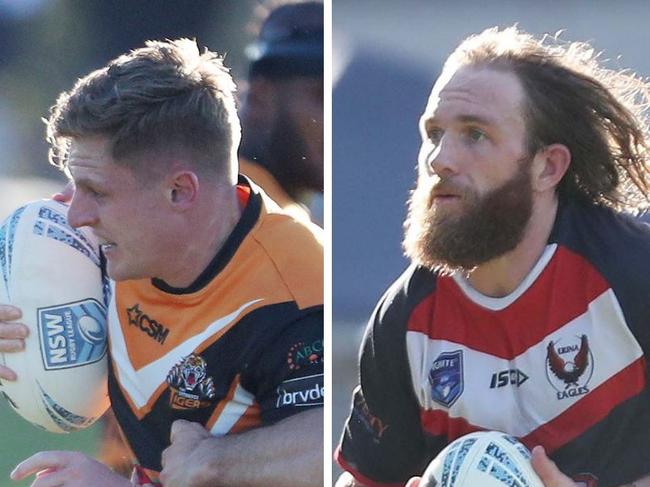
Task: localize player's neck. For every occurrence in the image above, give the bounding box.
[157,189,243,289]
[465,196,558,298]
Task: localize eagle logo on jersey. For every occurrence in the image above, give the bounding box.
[545,334,594,400]
[167,354,216,410]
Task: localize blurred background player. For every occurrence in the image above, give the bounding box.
[239,0,324,225]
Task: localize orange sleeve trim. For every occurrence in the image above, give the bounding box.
[205,374,241,431]
[229,402,262,434]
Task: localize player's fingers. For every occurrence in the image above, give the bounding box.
[0,363,17,381]
[0,305,22,321]
[0,322,29,340]
[531,446,575,487]
[51,182,75,204]
[0,338,25,353]
[169,419,193,442]
[405,477,421,487]
[10,451,71,481]
[30,468,65,487]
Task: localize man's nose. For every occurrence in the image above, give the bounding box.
[67,193,98,229]
[421,135,460,179]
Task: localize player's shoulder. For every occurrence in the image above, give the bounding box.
[370,264,437,338]
[247,191,323,309]
[551,200,650,327]
[551,199,650,277]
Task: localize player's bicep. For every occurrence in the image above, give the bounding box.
[337,311,427,484]
[248,308,324,424]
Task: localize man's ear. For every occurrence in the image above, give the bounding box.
[166,171,199,210]
[531,144,571,193]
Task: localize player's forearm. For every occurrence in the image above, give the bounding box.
[192,408,323,487]
[620,474,650,486]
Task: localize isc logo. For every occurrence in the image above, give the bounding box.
[489,369,529,388]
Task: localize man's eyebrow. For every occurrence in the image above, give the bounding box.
[72,177,101,189]
[420,113,497,129]
[456,114,495,125]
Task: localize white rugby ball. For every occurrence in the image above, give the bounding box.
[421,431,544,487]
[0,199,110,433]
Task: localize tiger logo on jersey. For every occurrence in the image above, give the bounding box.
[166,354,216,410]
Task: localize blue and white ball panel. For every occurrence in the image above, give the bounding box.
[0,199,109,433]
[32,205,101,267]
[421,431,544,487]
[38,382,96,432]
[0,205,26,300]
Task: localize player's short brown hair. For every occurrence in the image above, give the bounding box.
[46,38,240,180]
[446,26,650,212]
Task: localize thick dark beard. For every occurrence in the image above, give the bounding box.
[240,104,316,198]
[403,161,533,273]
[267,106,314,195]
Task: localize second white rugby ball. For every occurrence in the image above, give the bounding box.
[421,431,544,487]
[0,199,110,433]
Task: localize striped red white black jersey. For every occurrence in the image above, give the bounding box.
[107,177,323,476]
[337,199,650,487]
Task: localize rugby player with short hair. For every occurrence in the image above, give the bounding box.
[0,37,323,487]
[336,26,650,487]
[94,1,325,475]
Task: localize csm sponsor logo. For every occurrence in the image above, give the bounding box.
[489,368,529,389]
[286,338,323,370]
[276,374,323,408]
[352,390,389,442]
[38,299,107,370]
[546,334,594,400]
[126,304,170,345]
[167,354,216,410]
[428,350,464,408]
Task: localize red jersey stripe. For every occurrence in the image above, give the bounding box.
[523,356,646,453]
[408,246,611,359]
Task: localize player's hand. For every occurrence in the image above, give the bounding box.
[52,182,75,204]
[405,477,421,487]
[0,304,28,381]
[10,450,130,486]
[531,446,577,487]
[160,419,212,487]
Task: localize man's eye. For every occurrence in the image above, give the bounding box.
[427,128,443,145]
[87,187,105,199]
[467,128,487,143]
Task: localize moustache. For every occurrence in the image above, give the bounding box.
[421,179,470,208]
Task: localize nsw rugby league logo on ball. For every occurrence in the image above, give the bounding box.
[167,354,216,410]
[37,299,107,370]
[428,350,464,408]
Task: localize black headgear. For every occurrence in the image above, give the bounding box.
[246,2,323,79]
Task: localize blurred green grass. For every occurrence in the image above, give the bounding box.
[0,400,101,487]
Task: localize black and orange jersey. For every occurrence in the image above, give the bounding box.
[106,176,323,474]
